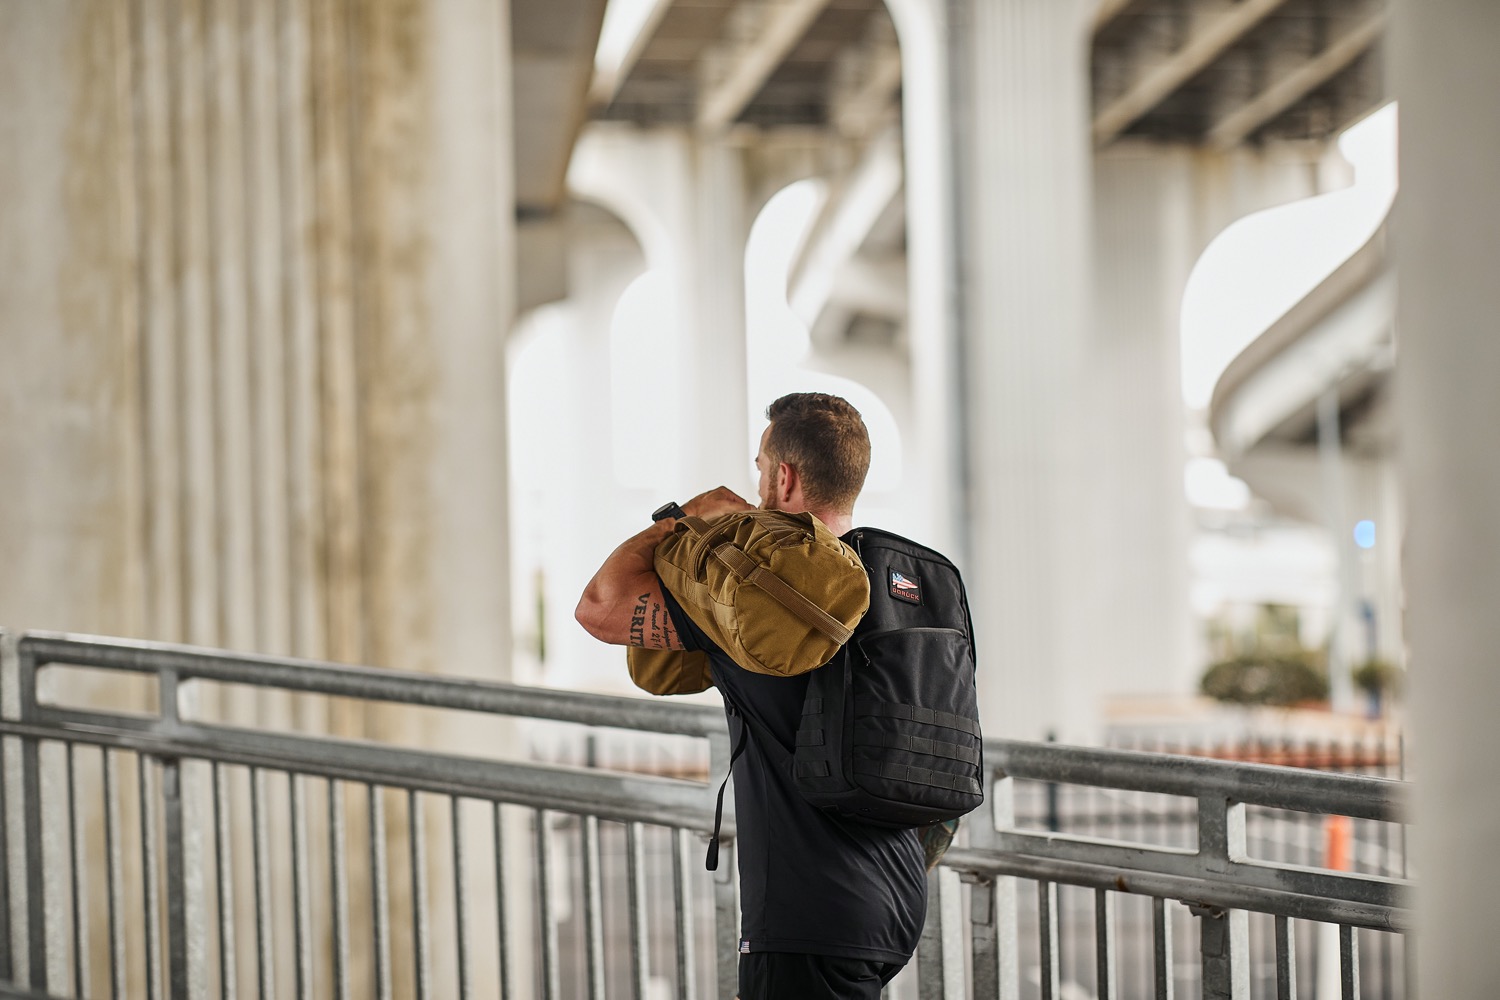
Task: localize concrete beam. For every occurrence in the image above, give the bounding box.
[697,0,830,133]
[588,0,675,106]
[1093,0,1294,146]
[1092,0,1137,33]
[788,128,904,326]
[831,44,902,137]
[1206,11,1387,150]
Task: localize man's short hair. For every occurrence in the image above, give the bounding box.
[765,393,871,512]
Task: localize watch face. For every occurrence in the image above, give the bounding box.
[653,502,684,522]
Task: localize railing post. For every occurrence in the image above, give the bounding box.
[1195,904,1250,1000]
[974,772,1020,1000]
[918,866,965,1000]
[1197,792,1249,999]
[968,876,998,998]
[17,641,47,991]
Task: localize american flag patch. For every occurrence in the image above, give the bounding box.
[889,569,923,604]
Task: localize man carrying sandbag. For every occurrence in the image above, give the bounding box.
[576,392,927,999]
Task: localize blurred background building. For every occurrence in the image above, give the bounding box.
[1,0,1496,994]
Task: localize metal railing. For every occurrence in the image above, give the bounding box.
[0,631,1412,999]
[924,743,1410,999]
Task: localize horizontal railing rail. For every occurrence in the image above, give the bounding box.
[0,631,1414,1000]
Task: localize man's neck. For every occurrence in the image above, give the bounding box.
[810,509,854,536]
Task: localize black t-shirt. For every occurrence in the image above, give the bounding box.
[660,583,926,963]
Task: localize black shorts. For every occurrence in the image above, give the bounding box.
[737,951,905,1000]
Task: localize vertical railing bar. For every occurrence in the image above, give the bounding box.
[103,750,125,1000]
[212,763,237,1000]
[1152,898,1173,1000]
[1340,925,1359,1000]
[289,773,311,1000]
[535,809,560,1000]
[328,781,349,1000]
[162,760,190,1000]
[67,743,86,997]
[1038,881,1059,1000]
[492,803,511,1000]
[0,732,11,985]
[409,789,430,1000]
[451,797,470,1000]
[139,756,162,1000]
[582,815,606,999]
[368,785,391,1000]
[671,827,695,1000]
[1094,888,1116,1000]
[625,822,650,1000]
[1274,914,1296,1000]
[20,736,46,992]
[250,767,273,1000]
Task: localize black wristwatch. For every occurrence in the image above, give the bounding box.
[652,501,687,522]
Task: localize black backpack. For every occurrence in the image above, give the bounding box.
[704,526,983,870]
[794,527,983,827]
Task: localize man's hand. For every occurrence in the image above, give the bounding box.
[683,486,754,520]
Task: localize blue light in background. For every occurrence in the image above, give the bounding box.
[1354,520,1377,549]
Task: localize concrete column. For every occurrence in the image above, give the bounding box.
[1390,0,1500,993]
[885,0,962,555]
[1086,147,1199,715]
[958,0,1097,741]
[0,0,516,668]
[1,3,518,992]
[690,138,753,485]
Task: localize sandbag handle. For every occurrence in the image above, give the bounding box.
[711,543,854,645]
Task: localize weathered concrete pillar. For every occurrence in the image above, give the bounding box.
[0,0,516,674]
[956,0,1097,742]
[0,0,518,995]
[1390,0,1500,993]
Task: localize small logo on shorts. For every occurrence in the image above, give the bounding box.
[889,569,923,604]
[739,939,752,954]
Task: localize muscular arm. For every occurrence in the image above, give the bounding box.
[574,486,754,649]
[574,519,686,649]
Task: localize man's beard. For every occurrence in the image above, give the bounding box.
[759,469,781,511]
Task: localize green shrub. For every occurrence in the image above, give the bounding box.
[1199,651,1329,707]
[1352,658,1403,698]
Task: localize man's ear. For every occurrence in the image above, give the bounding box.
[777,461,799,505]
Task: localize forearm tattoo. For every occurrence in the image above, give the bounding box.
[629,593,649,646]
[628,592,682,649]
[649,601,678,649]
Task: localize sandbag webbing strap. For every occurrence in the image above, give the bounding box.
[678,516,720,569]
[795,760,832,778]
[854,698,982,738]
[853,759,982,795]
[854,728,981,766]
[712,544,854,645]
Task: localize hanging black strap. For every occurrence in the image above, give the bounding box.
[706,708,749,871]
